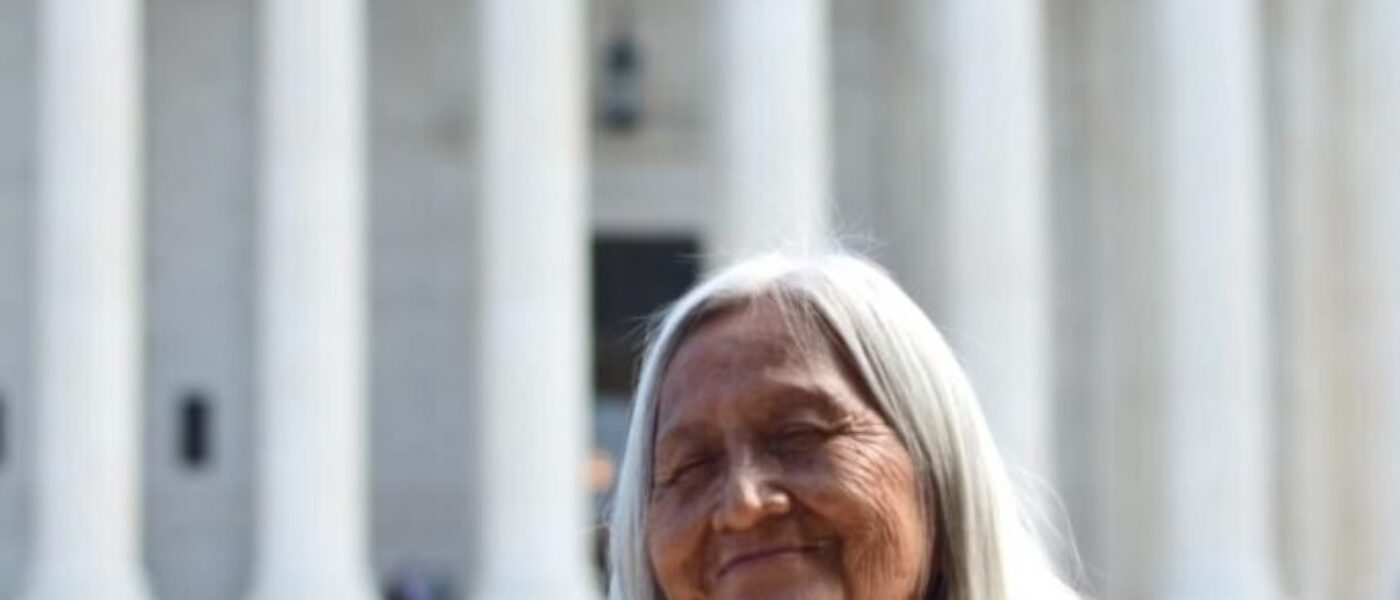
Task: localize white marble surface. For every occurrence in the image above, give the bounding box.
[472,0,598,598]
[23,0,150,597]
[908,0,1053,482]
[245,0,376,597]
[710,0,832,266]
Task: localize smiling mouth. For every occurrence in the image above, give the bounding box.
[717,545,823,578]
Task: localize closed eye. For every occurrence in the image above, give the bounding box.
[770,424,833,453]
[657,456,716,488]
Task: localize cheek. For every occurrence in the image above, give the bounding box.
[646,493,713,599]
[789,439,928,597]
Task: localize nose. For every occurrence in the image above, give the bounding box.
[710,452,791,531]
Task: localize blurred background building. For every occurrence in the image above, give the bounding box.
[0,0,1396,599]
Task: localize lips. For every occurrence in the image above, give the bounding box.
[716,544,823,578]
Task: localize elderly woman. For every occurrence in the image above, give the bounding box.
[607,253,1081,600]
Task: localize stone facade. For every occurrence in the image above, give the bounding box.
[0,1,1395,599]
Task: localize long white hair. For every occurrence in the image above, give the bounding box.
[606,252,1081,600]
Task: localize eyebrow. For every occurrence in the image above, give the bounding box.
[653,422,714,461]
[742,377,852,424]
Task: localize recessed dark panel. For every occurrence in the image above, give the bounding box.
[598,33,644,133]
[592,237,701,395]
[0,391,6,468]
[178,391,213,470]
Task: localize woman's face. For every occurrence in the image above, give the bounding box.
[647,300,929,600]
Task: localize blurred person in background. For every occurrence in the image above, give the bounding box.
[606,252,1081,600]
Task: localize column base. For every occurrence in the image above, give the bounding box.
[1154,588,1283,600]
[245,574,379,600]
[468,573,601,600]
[1154,566,1283,600]
[247,586,378,600]
[21,573,150,600]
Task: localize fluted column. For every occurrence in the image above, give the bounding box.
[909,0,1052,479]
[1153,1,1277,597]
[1086,1,1279,597]
[711,0,831,264]
[472,0,597,598]
[1343,1,1400,597]
[1271,0,1342,597]
[245,0,375,597]
[21,0,151,598]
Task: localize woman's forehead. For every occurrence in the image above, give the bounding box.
[653,300,862,431]
[662,301,832,389]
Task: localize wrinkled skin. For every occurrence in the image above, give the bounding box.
[647,300,930,600]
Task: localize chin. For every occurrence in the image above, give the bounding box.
[711,561,845,600]
[713,581,844,600]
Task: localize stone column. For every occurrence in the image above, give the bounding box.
[471,0,597,598]
[1043,0,1105,574]
[909,0,1052,480]
[21,0,151,598]
[244,0,376,597]
[1342,1,1400,597]
[1150,1,1278,597]
[1268,1,1351,598]
[711,0,831,264]
[1084,1,1280,597]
